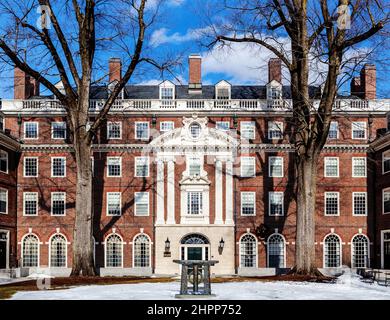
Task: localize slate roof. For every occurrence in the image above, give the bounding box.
[87,84,322,100]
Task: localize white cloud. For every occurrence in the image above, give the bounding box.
[147,0,185,10]
[150,26,212,47]
[202,42,290,85]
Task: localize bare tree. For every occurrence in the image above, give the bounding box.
[0,0,176,276]
[205,0,390,275]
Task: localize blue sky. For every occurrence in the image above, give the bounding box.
[0,0,389,99]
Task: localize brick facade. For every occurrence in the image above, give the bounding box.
[1,57,390,276]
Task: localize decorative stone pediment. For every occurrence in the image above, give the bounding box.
[179,175,211,186]
[149,114,239,151]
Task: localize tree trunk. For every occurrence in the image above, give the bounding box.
[294,156,323,276]
[70,127,96,276]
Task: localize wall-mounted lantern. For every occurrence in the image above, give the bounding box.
[233,113,238,129]
[218,237,225,255]
[164,238,171,257]
[152,114,157,127]
[17,113,22,126]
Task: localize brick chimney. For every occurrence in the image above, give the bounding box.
[350,76,362,97]
[188,54,202,93]
[109,58,122,83]
[360,64,376,100]
[268,58,282,84]
[14,68,40,100]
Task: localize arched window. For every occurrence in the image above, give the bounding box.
[240,234,257,268]
[0,150,8,173]
[22,234,39,267]
[267,234,285,268]
[324,234,342,268]
[133,234,150,268]
[105,234,123,268]
[352,234,369,268]
[50,234,67,267]
[181,234,209,245]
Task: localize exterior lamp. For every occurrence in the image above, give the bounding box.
[218,238,225,254]
[165,238,171,253]
[152,114,157,127]
[233,113,238,129]
[17,113,22,126]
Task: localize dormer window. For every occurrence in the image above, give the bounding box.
[216,88,230,100]
[159,81,175,108]
[161,87,174,100]
[270,87,282,100]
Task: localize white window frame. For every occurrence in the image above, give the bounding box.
[268,121,284,140]
[51,192,66,216]
[134,192,150,216]
[352,122,367,140]
[21,233,40,268]
[268,156,284,178]
[104,233,124,268]
[324,192,340,216]
[324,157,339,178]
[135,122,150,140]
[240,121,255,140]
[216,121,230,131]
[107,122,122,140]
[106,192,122,216]
[328,121,339,139]
[160,121,175,132]
[351,234,370,268]
[240,192,256,216]
[107,157,122,177]
[51,157,66,178]
[23,192,38,216]
[352,157,367,178]
[382,151,390,174]
[383,188,390,215]
[322,233,342,268]
[48,233,68,268]
[239,233,258,268]
[381,230,390,269]
[132,233,152,268]
[269,191,284,216]
[23,157,39,177]
[135,156,150,177]
[352,192,367,216]
[240,157,256,178]
[24,122,39,140]
[0,150,8,174]
[186,191,203,215]
[267,233,286,268]
[0,188,8,215]
[51,122,67,139]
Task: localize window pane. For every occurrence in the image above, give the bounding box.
[0,151,8,173]
[325,192,339,215]
[328,122,338,139]
[353,158,366,177]
[324,234,341,268]
[352,122,366,139]
[24,158,38,177]
[325,158,339,177]
[52,158,66,177]
[25,123,38,138]
[268,122,283,139]
[241,157,255,177]
[241,122,255,140]
[50,235,67,267]
[108,157,121,176]
[0,190,7,214]
[134,235,150,267]
[135,192,149,216]
[136,122,149,140]
[135,157,149,177]
[52,193,66,216]
[107,192,121,216]
[160,121,174,132]
[240,234,257,268]
[269,157,283,177]
[241,192,255,215]
[187,192,202,215]
[24,192,37,215]
[52,122,66,139]
[106,234,122,267]
[216,121,230,131]
[269,192,283,216]
[22,235,39,267]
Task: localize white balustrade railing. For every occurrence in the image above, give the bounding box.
[2,98,387,113]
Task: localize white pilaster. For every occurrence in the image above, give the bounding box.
[214,158,223,224]
[166,159,176,224]
[225,159,234,225]
[156,159,165,225]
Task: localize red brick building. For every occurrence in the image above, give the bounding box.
[0,112,20,276]
[369,123,390,269]
[0,56,389,277]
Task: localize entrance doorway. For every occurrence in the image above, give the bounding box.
[383,231,390,269]
[180,234,210,261]
[0,231,8,269]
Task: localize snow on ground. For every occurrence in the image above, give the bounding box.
[9,273,390,300]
